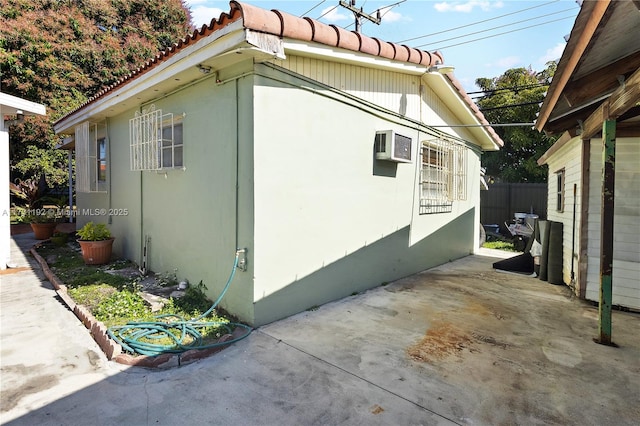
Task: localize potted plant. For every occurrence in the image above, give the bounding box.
[77,222,115,265]
[10,176,59,239]
[28,211,58,240]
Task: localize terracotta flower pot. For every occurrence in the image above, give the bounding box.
[78,238,115,265]
[31,222,57,240]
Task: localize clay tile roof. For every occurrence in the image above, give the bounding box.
[57,1,502,148]
[273,10,312,41]
[356,33,380,56]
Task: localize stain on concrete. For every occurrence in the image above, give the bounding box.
[407,321,473,362]
[541,339,582,367]
[1,374,59,412]
[87,350,101,366]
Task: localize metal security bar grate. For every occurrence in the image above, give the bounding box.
[419,138,467,215]
[75,122,90,192]
[129,105,174,171]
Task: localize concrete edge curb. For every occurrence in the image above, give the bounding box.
[30,244,248,368]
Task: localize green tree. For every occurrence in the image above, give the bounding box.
[476,63,558,183]
[1,0,192,194]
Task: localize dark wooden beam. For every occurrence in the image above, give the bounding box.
[562,51,640,108]
[536,0,611,131]
[582,67,640,139]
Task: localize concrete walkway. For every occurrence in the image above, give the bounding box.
[1,236,639,425]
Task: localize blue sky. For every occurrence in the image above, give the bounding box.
[184,0,580,93]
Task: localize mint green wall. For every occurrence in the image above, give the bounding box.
[77,61,483,327]
[251,65,479,326]
[80,61,256,323]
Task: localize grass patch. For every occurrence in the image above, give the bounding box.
[37,240,238,354]
[482,240,518,251]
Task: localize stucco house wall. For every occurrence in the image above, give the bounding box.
[54,1,502,326]
[250,63,481,324]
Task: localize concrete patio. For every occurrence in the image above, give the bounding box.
[1,234,639,425]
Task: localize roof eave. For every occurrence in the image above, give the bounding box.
[535,0,611,132]
[55,22,285,134]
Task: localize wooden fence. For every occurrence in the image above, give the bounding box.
[480,183,548,234]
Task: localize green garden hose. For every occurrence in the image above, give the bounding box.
[107,250,251,357]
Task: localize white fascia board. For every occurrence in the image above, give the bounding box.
[0,92,46,116]
[55,21,284,134]
[282,39,427,75]
[422,73,497,150]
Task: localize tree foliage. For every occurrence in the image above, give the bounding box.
[476,63,558,183]
[1,0,192,192]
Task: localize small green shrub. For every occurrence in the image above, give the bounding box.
[171,281,212,316]
[94,289,148,321]
[77,221,111,241]
[68,284,117,311]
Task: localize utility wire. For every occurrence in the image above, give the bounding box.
[430,15,575,51]
[344,0,406,31]
[300,0,327,18]
[479,100,544,111]
[468,82,547,96]
[397,0,560,44]
[316,4,339,21]
[470,83,549,100]
[415,8,576,49]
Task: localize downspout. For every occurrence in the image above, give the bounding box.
[106,118,113,224]
[67,150,73,223]
[234,77,247,272]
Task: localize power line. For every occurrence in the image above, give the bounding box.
[300,0,327,18]
[479,100,544,112]
[415,8,576,50]
[316,4,339,21]
[396,0,560,44]
[468,82,547,96]
[343,0,406,31]
[431,15,575,51]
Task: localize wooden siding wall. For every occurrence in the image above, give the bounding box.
[274,55,422,120]
[544,139,582,288]
[480,183,548,232]
[585,137,640,310]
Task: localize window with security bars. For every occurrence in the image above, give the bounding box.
[75,121,107,193]
[419,138,467,215]
[130,105,183,171]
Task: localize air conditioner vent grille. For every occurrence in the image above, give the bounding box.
[375,130,412,163]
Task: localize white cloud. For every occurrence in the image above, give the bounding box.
[434,1,504,13]
[379,7,405,23]
[539,42,566,65]
[495,56,521,68]
[320,6,349,22]
[190,6,224,29]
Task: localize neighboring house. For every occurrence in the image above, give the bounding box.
[54,1,502,326]
[1,91,46,269]
[536,0,640,310]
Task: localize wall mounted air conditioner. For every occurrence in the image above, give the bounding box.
[374,130,412,163]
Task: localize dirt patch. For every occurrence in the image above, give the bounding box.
[0,267,31,275]
[407,320,473,362]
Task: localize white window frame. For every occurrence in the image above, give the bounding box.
[130,105,184,171]
[419,138,467,215]
[76,121,107,193]
[556,169,565,212]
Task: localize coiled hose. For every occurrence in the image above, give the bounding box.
[107,250,252,357]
